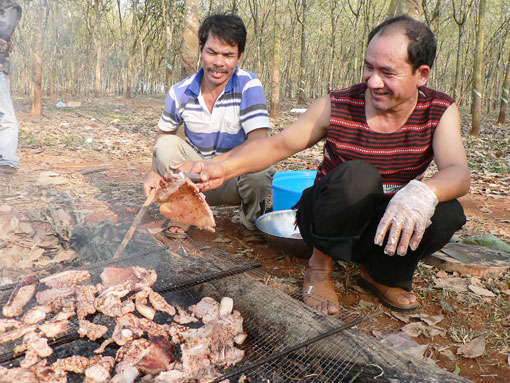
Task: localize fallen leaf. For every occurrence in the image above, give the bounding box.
[402,322,426,338]
[433,276,469,293]
[391,312,410,323]
[440,349,456,361]
[52,250,77,263]
[436,270,449,278]
[457,336,485,358]
[468,285,496,297]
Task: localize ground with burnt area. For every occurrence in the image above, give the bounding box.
[0,95,509,382]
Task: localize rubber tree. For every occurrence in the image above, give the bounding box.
[497,51,510,125]
[471,0,487,136]
[30,0,48,117]
[270,0,282,117]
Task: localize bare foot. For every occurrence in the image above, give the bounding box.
[302,249,339,315]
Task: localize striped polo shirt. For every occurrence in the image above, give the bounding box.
[318,83,454,195]
[158,67,270,159]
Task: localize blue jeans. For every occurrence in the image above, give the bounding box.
[0,72,19,168]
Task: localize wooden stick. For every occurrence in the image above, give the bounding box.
[112,188,157,259]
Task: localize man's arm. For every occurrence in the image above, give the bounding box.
[375,103,470,256]
[423,103,470,201]
[195,95,331,191]
[212,127,268,163]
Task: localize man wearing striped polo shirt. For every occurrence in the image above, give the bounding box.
[144,14,274,241]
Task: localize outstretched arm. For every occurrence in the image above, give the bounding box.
[194,95,331,191]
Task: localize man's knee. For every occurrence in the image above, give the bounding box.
[237,167,275,199]
[153,135,192,174]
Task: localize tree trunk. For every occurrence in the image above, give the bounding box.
[471,0,486,136]
[126,0,139,100]
[270,0,282,117]
[181,0,199,79]
[497,52,510,125]
[162,0,174,89]
[30,0,46,117]
[297,0,307,105]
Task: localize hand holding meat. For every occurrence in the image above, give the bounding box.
[374,180,438,256]
[189,161,228,192]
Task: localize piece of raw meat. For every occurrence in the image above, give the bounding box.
[2,275,38,317]
[156,171,215,232]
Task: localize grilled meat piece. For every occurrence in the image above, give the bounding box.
[84,356,115,383]
[189,297,219,323]
[36,286,76,305]
[0,324,37,345]
[32,361,68,383]
[52,355,90,374]
[94,281,132,317]
[110,361,139,383]
[135,289,156,320]
[154,369,193,383]
[76,284,98,319]
[157,172,216,232]
[99,266,156,291]
[115,338,151,366]
[40,269,90,288]
[135,335,175,375]
[2,275,38,317]
[148,289,176,316]
[21,306,47,325]
[0,318,22,333]
[0,366,38,382]
[174,305,198,324]
[78,319,108,341]
[38,319,69,338]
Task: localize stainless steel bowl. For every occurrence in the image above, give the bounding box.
[256,209,312,258]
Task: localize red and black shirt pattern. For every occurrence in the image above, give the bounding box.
[317,83,455,195]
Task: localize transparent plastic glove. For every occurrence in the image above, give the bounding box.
[374,180,438,256]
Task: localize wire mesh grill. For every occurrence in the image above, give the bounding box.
[0,222,385,382]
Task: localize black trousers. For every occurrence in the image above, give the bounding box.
[295,160,466,291]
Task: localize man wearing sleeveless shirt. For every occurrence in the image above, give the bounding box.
[189,16,470,314]
[144,14,274,241]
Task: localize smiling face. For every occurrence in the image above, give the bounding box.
[363,29,430,114]
[200,32,244,91]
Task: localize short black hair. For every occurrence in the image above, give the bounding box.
[199,14,247,56]
[368,15,437,72]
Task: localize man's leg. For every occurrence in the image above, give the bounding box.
[296,160,384,314]
[0,72,20,169]
[205,167,275,231]
[352,199,466,291]
[153,135,203,174]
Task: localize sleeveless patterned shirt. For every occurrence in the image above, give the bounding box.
[317,83,455,195]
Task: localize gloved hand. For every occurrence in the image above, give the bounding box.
[374,180,438,256]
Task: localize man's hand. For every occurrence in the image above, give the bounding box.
[374,180,438,256]
[143,170,162,197]
[189,161,228,191]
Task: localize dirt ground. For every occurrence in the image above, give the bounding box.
[1,95,509,382]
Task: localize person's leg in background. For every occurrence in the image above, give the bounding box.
[0,72,19,172]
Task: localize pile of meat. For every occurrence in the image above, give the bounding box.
[0,267,246,383]
[156,171,216,232]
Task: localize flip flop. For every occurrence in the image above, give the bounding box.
[302,279,340,315]
[164,222,190,239]
[358,265,419,312]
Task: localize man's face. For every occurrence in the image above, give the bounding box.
[200,33,244,90]
[363,30,429,113]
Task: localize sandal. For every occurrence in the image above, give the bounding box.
[358,265,419,312]
[164,221,191,239]
[242,229,266,244]
[302,278,339,315]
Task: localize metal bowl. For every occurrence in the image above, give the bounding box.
[256,210,312,258]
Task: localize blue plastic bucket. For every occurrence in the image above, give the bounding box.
[271,170,317,211]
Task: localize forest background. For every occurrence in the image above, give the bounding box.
[10,0,510,135]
